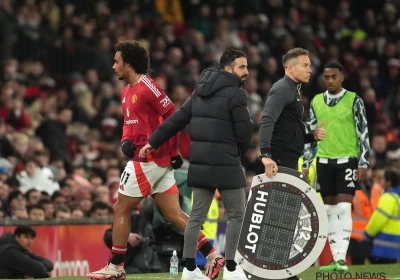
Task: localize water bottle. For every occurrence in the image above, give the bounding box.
[169,250,179,279]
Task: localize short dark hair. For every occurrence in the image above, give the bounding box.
[324,62,344,72]
[27,204,45,214]
[6,177,20,188]
[90,201,113,214]
[38,198,52,206]
[385,169,400,187]
[22,154,42,168]
[220,49,248,69]
[34,149,50,158]
[14,225,36,238]
[51,191,64,202]
[282,48,309,67]
[57,106,71,114]
[373,130,386,138]
[115,40,150,74]
[41,191,49,197]
[7,190,24,204]
[25,189,40,199]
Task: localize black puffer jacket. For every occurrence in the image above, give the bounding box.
[149,69,254,190]
[0,232,53,279]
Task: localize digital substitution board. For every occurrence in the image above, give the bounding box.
[235,167,328,279]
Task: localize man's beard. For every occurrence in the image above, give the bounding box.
[234,72,247,86]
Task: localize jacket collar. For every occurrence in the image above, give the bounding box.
[387,186,400,196]
[284,75,301,91]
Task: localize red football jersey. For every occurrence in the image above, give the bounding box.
[121,75,178,167]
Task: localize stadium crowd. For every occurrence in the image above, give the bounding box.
[0,0,399,269]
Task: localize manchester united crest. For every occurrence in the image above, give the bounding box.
[131,94,137,103]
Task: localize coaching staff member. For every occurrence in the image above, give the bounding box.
[259,47,326,280]
[0,226,53,279]
[140,49,254,280]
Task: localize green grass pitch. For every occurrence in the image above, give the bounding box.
[14,263,399,280]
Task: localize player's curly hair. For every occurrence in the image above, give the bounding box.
[115,40,150,74]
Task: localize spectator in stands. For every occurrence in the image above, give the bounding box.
[25,189,41,206]
[35,107,72,162]
[89,175,103,189]
[5,178,19,192]
[0,90,31,131]
[50,191,67,207]
[54,205,71,220]
[0,181,9,216]
[89,201,113,219]
[27,205,45,221]
[71,207,85,219]
[93,185,111,204]
[37,199,54,220]
[11,207,28,220]
[0,168,8,183]
[0,118,17,161]
[27,138,44,154]
[0,226,53,279]
[16,155,60,195]
[5,190,25,217]
[33,150,53,174]
[40,191,50,201]
[386,148,400,172]
[371,131,388,169]
[12,133,29,161]
[74,189,92,216]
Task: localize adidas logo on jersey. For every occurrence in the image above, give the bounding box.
[347,182,355,188]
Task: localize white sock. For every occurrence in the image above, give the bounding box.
[325,204,339,260]
[335,202,352,262]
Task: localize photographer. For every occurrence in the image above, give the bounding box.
[103,199,162,274]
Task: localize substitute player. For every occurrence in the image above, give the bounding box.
[87,41,223,280]
[302,62,371,271]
